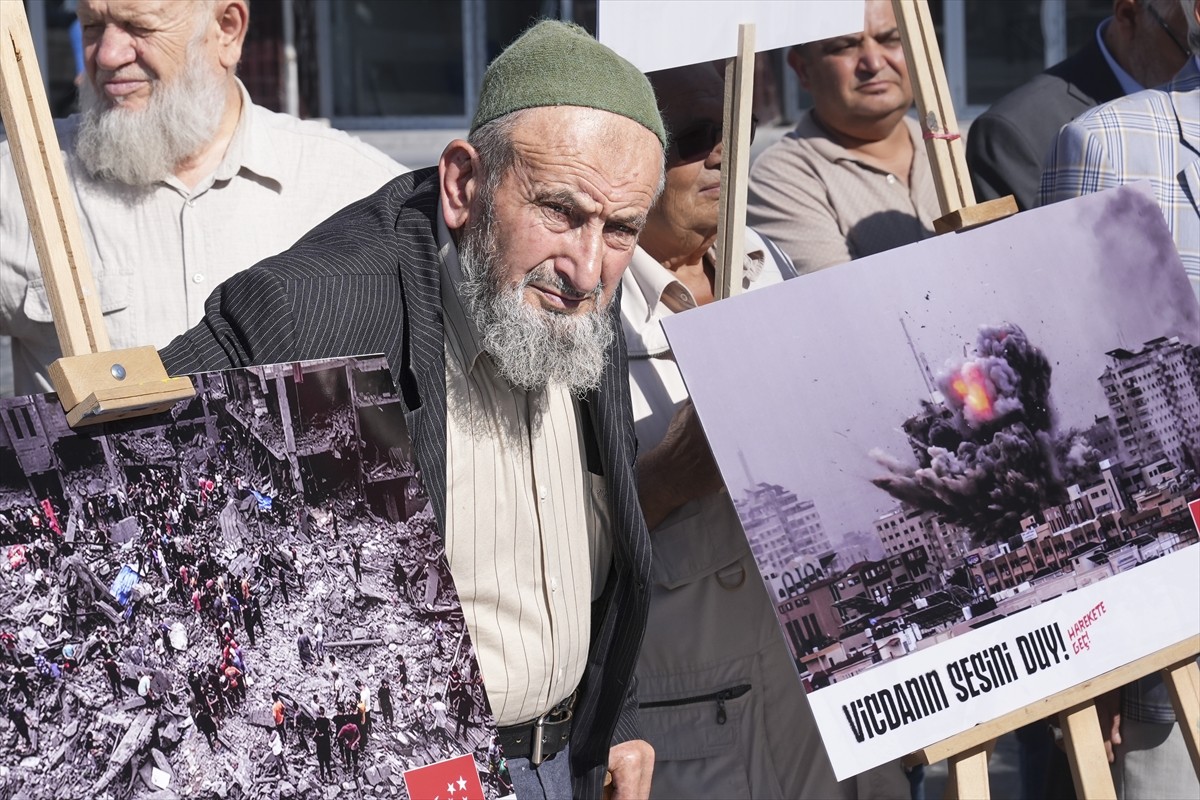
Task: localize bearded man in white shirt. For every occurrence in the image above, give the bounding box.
[0,0,403,395]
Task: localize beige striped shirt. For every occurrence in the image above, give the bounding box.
[437,215,612,726]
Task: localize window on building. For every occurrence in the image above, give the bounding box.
[323,0,580,124]
[330,0,466,117]
[8,408,26,440]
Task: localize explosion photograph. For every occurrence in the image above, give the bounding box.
[661,186,1200,690]
[872,322,1070,547]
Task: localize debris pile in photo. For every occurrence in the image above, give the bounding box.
[0,358,505,799]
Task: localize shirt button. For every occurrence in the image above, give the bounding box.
[192,273,205,284]
[538,487,547,501]
[886,174,897,184]
[550,577,559,592]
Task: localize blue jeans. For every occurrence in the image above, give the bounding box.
[507,745,572,800]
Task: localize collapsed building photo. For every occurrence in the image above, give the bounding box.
[0,357,505,800]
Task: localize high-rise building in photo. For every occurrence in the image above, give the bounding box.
[736,483,832,578]
[1100,337,1200,472]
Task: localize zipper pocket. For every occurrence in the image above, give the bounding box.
[640,683,751,725]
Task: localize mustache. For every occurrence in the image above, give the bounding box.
[521,265,603,304]
[97,68,154,83]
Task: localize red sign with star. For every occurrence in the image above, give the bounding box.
[403,753,485,800]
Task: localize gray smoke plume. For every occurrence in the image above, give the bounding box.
[871,323,1068,545]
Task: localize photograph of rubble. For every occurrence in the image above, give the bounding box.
[0,357,507,800]
[663,185,1200,690]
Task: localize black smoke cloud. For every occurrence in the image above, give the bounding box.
[871,323,1069,545]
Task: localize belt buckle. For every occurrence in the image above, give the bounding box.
[531,712,546,766]
[530,694,574,766]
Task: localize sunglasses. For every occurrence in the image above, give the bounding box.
[670,117,759,163]
[1145,1,1190,59]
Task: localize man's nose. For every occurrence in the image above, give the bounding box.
[858,38,886,74]
[705,137,724,169]
[92,25,137,73]
[560,225,606,296]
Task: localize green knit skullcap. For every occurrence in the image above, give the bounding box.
[471,20,666,149]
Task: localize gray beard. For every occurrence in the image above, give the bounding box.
[457,213,615,395]
[75,49,228,189]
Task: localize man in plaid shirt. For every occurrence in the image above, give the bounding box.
[1039,0,1200,307]
[1040,6,1200,796]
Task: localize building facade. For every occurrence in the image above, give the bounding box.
[735,482,832,579]
[1100,337,1200,472]
[874,505,971,575]
[20,0,1122,129]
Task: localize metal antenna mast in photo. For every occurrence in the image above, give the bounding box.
[891,2,1200,798]
[0,1,194,427]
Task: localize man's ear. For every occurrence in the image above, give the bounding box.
[439,140,481,232]
[215,0,250,71]
[1110,0,1139,37]
[787,46,812,90]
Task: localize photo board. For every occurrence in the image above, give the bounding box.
[662,185,1200,778]
[0,357,509,799]
[597,0,864,73]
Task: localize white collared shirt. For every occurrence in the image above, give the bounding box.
[622,229,794,449]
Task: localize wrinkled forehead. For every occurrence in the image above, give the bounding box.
[78,0,206,23]
[505,106,663,199]
[802,0,896,53]
[861,0,899,36]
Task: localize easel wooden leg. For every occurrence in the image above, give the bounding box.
[944,741,992,800]
[714,22,755,301]
[1163,658,1200,780]
[1060,700,1117,800]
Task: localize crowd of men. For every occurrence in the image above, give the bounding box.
[2,1,1198,799]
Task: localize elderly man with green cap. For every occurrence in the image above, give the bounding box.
[161,20,666,800]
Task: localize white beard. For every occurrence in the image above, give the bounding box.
[457,209,614,395]
[75,48,229,189]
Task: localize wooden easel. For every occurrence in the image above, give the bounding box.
[714,23,755,301]
[0,1,194,426]
[891,1,1200,797]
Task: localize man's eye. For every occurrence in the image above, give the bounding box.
[606,225,638,246]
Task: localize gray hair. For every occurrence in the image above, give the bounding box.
[465,109,527,208]
[1182,0,1200,54]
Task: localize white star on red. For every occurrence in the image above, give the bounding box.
[457,776,468,790]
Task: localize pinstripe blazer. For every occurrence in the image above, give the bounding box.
[1038,57,1200,301]
[160,167,653,797]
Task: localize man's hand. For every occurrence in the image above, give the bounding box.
[636,401,724,530]
[607,739,654,800]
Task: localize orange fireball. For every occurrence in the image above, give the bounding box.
[951,362,994,421]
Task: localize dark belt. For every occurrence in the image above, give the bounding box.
[496,695,574,766]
